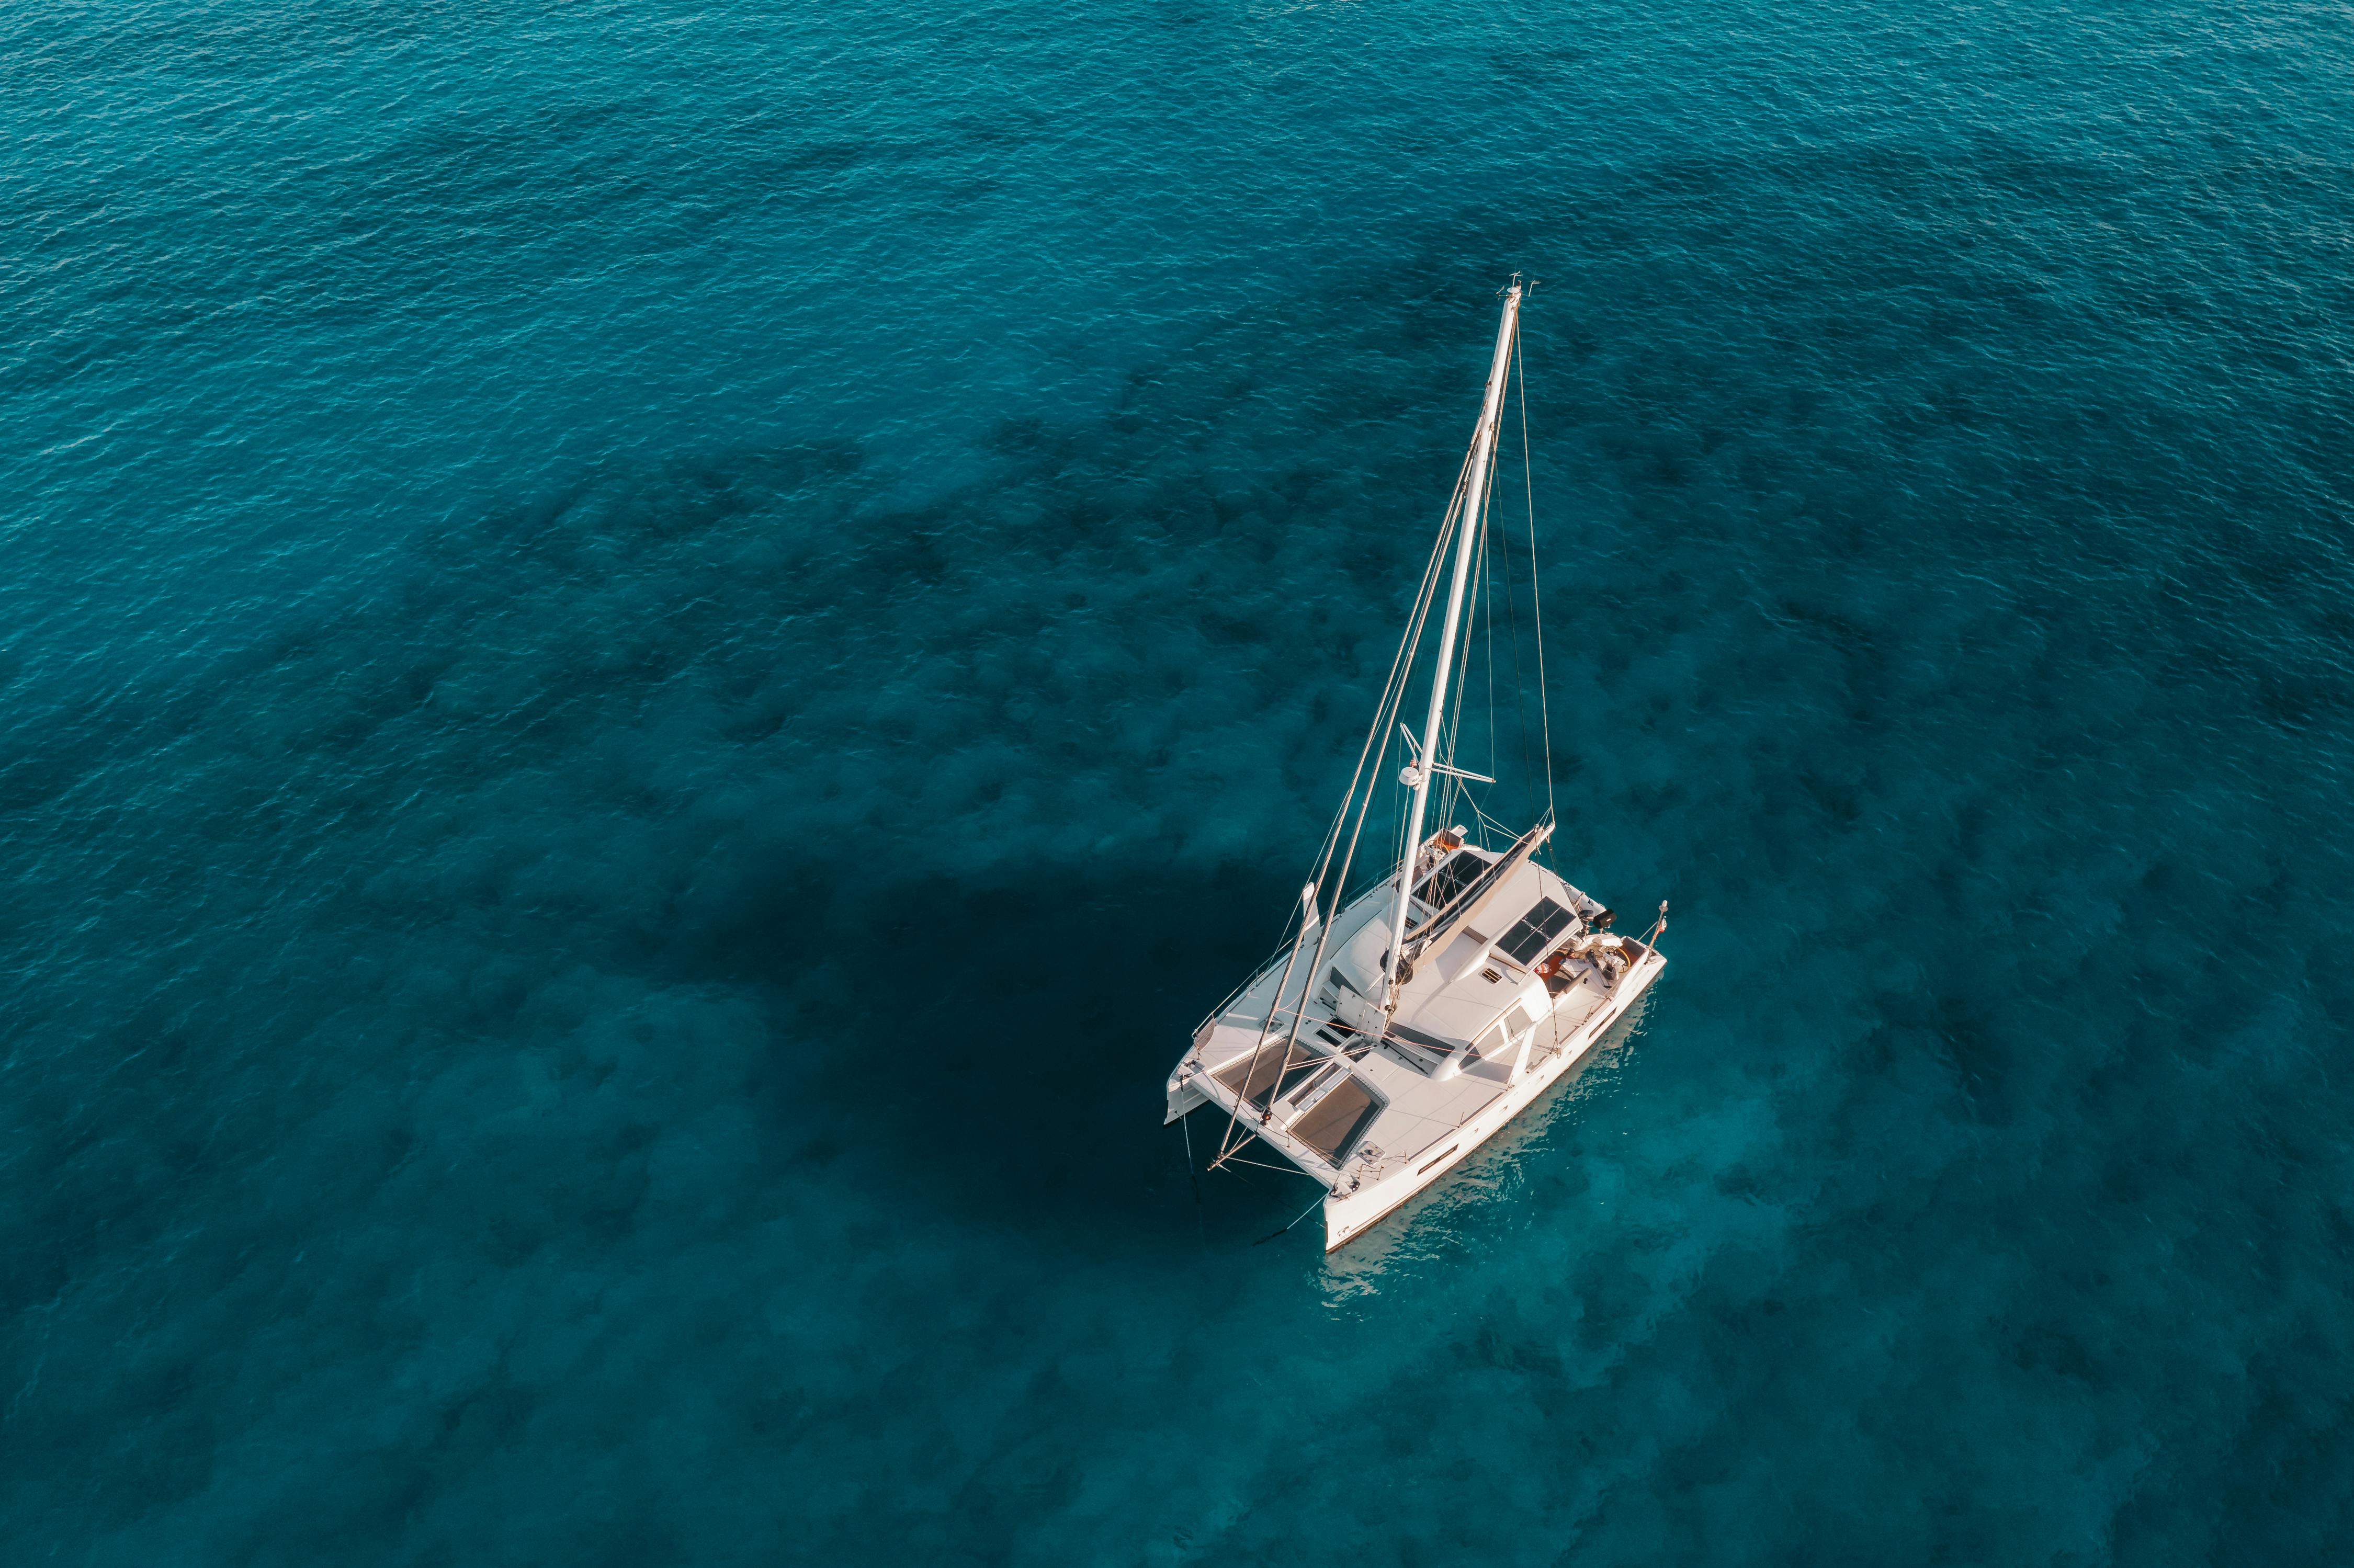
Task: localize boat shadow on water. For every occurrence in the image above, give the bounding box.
[679,839,1667,1275]
[682,852,1313,1245]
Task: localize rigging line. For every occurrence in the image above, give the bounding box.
[1292,546,1442,928]
[1210,1127,1263,1168]
[1219,770,1383,1166]
[1213,1155,1325,1179]
[1496,365,1534,834]
[1206,897,1339,1169]
[1442,392,1509,839]
[1220,454,1475,1164]
[1315,445,1470,885]
[1298,312,1516,1075]
[1516,332,1557,851]
[1454,486,1490,830]
[1432,429,1497,841]
[1219,945,1319,1147]
[1314,514,1449,870]
[1289,435,1474,912]
[1445,473,1491,837]
[1183,1110,1203,1213]
[1254,1188,1332,1245]
[1304,493,1456,884]
[1286,452,1477,1084]
[1318,448,1477,892]
[1438,526,1473,834]
[1484,456,1498,805]
[1266,368,1498,1110]
[1248,519,1450,941]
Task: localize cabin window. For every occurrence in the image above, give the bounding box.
[1495,897,1576,965]
[1471,1005,1536,1063]
[1389,1020,1465,1058]
[1470,1019,1504,1063]
[1413,849,1486,911]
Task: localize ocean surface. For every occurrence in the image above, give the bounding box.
[7,0,2354,1562]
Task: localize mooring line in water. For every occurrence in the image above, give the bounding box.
[1183,1112,1202,1213]
[1255,1190,1327,1246]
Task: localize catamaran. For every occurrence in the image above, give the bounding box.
[1164,280,1668,1251]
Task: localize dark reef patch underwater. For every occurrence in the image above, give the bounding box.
[6,0,2354,1562]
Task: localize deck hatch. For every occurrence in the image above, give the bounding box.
[1496,897,1577,965]
[1413,849,1488,911]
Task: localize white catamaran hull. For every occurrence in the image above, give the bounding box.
[1317,950,1662,1251]
[1167,279,1673,1250]
[1167,862,1666,1254]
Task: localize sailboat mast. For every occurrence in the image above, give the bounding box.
[1384,282,1523,1007]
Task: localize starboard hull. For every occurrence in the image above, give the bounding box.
[1320,950,1664,1251]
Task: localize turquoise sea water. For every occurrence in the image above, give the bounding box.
[8,0,2354,1561]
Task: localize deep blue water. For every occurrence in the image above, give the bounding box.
[8,0,2354,1561]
